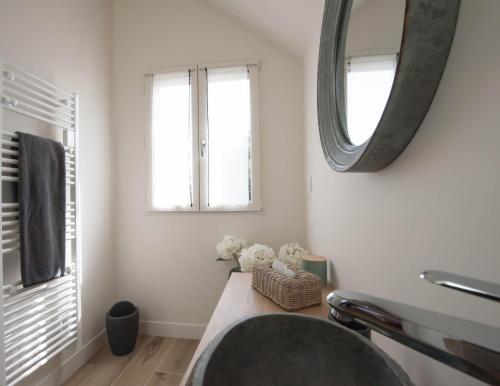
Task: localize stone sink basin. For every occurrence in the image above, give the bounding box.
[188,314,413,386]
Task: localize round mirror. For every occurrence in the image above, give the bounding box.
[317,0,460,172]
[343,0,405,145]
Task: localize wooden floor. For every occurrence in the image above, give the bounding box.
[64,336,199,386]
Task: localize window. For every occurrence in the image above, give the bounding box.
[150,71,195,210]
[145,63,261,212]
[346,54,397,145]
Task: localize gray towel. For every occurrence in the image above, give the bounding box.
[17,132,66,287]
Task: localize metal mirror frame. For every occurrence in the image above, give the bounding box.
[317,0,460,172]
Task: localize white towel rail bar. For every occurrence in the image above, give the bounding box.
[7,339,77,386]
[1,104,74,132]
[6,322,77,371]
[1,148,17,156]
[2,237,18,245]
[3,62,74,98]
[5,325,77,367]
[2,97,74,126]
[2,130,75,150]
[4,312,77,354]
[7,337,77,386]
[1,146,75,157]
[4,306,76,346]
[1,59,81,385]
[1,229,76,236]
[1,204,18,209]
[4,293,77,328]
[0,176,76,184]
[4,284,76,319]
[1,139,17,147]
[1,140,76,154]
[3,283,76,310]
[1,208,75,220]
[5,281,74,308]
[3,266,75,296]
[2,86,75,119]
[1,78,73,111]
[2,246,18,254]
[5,295,76,334]
[6,322,77,370]
[2,220,18,227]
[4,287,76,323]
[1,212,18,219]
[4,302,76,341]
[6,335,77,385]
[2,71,74,105]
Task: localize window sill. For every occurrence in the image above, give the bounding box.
[144,208,264,215]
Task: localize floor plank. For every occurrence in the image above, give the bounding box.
[64,335,199,386]
[64,336,151,386]
[155,339,199,375]
[146,373,183,386]
[111,337,175,386]
[63,364,98,386]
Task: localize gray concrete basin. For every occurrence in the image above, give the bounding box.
[188,313,413,386]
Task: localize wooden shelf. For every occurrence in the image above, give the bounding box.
[180,272,333,385]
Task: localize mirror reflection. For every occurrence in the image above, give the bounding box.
[344,0,406,145]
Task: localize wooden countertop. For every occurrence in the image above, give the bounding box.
[180,272,333,385]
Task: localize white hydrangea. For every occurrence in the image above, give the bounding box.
[216,235,248,261]
[239,244,276,272]
[278,242,308,266]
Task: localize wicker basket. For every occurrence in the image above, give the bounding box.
[252,263,322,311]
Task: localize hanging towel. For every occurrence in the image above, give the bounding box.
[17,132,66,287]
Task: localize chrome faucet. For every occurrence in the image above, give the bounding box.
[421,270,500,302]
[327,271,500,385]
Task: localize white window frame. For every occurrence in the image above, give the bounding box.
[144,60,262,213]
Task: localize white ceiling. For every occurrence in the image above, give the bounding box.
[199,0,325,58]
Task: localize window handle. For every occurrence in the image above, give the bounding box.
[200,139,206,158]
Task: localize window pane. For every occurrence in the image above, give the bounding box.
[346,54,397,145]
[152,71,193,209]
[207,66,251,208]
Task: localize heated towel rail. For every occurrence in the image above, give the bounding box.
[0,60,81,386]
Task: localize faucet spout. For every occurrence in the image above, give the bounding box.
[421,270,500,302]
[327,290,500,385]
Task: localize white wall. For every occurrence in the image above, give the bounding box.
[0,0,115,383]
[112,0,305,334]
[304,1,500,385]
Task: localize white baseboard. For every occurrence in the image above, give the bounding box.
[37,331,106,386]
[140,320,206,339]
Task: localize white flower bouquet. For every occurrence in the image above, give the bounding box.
[239,244,277,272]
[216,235,248,277]
[278,242,308,266]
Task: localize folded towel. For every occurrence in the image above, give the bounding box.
[17,132,66,287]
